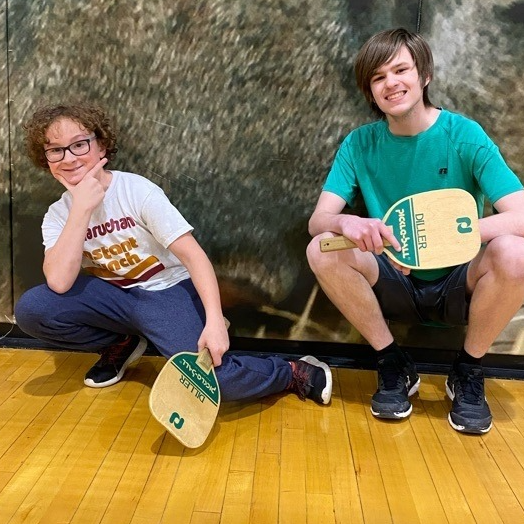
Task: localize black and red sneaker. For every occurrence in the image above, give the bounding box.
[288,356,332,405]
[84,335,147,388]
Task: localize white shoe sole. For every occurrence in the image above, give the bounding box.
[299,355,333,405]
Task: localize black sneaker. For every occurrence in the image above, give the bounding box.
[371,350,420,419]
[446,362,492,434]
[288,356,332,405]
[84,335,147,388]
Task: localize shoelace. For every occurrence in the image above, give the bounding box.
[458,371,484,405]
[99,337,129,365]
[378,358,406,390]
[289,365,311,400]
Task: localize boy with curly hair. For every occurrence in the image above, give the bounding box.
[16,102,332,405]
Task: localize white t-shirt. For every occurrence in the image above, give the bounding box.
[42,170,192,290]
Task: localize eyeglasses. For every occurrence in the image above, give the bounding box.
[44,136,97,163]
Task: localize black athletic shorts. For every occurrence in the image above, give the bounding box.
[371,254,470,326]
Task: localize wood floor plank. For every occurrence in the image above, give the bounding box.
[159,411,237,523]
[193,412,238,514]
[129,432,184,524]
[228,401,261,473]
[323,377,364,524]
[280,386,311,428]
[487,379,524,439]
[0,349,47,389]
[0,471,14,492]
[190,512,221,524]
[338,369,392,524]
[220,470,254,524]
[410,380,476,524]
[306,493,337,524]
[0,379,32,412]
[159,448,213,524]
[304,409,332,495]
[478,388,524,509]
[0,352,73,439]
[250,452,280,524]
[358,371,427,524]
[280,427,307,524]
[257,396,282,455]
[0,348,17,370]
[425,375,505,524]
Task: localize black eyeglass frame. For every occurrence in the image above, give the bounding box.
[44,136,97,163]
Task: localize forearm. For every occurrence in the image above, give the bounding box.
[174,240,224,324]
[187,257,224,324]
[43,207,92,293]
[479,212,524,243]
[479,191,524,243]
[308,210,348,237]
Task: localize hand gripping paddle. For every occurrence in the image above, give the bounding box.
[320,189,481,269]
[149,320,229,448]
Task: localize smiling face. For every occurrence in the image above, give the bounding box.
[45,117,107,186]
[369,45,429,121]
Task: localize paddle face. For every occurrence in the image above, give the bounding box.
[383,189,480,268]
[149,348,220,448]
[320,189,481,269]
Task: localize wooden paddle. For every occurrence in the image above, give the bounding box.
[149,320,229,448]
[320,189,481,269]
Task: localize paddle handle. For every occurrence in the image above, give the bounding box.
[197,347,213,372]
[320,235,391,252]
[195,317,231,372]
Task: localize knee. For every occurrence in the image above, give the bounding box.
[14,285,54,332]
[306,233,337,275]
[15,288,37,323]
[484,236,524,281]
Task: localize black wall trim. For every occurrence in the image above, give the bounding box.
[2,323,524,380]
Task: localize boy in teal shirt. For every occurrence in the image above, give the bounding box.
[307,28,524,434]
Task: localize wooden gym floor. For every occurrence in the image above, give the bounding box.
[1,347,524,524]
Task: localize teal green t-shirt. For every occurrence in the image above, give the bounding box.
[323,109,523,280]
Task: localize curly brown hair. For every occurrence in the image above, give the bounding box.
[23,102,118,169]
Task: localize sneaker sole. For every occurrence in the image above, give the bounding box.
[447,413,492,434]
[445,380,492,434]
[370,376,421,420]
[84,336,148,388]
[371,404,413,419]
[299,355,333,405]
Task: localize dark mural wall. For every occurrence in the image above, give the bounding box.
[3,0,524,353]
[0,3,11,323]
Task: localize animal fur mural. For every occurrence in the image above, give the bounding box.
[2,0,524,352]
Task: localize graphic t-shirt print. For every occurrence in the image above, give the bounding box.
[82,215,165,288]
